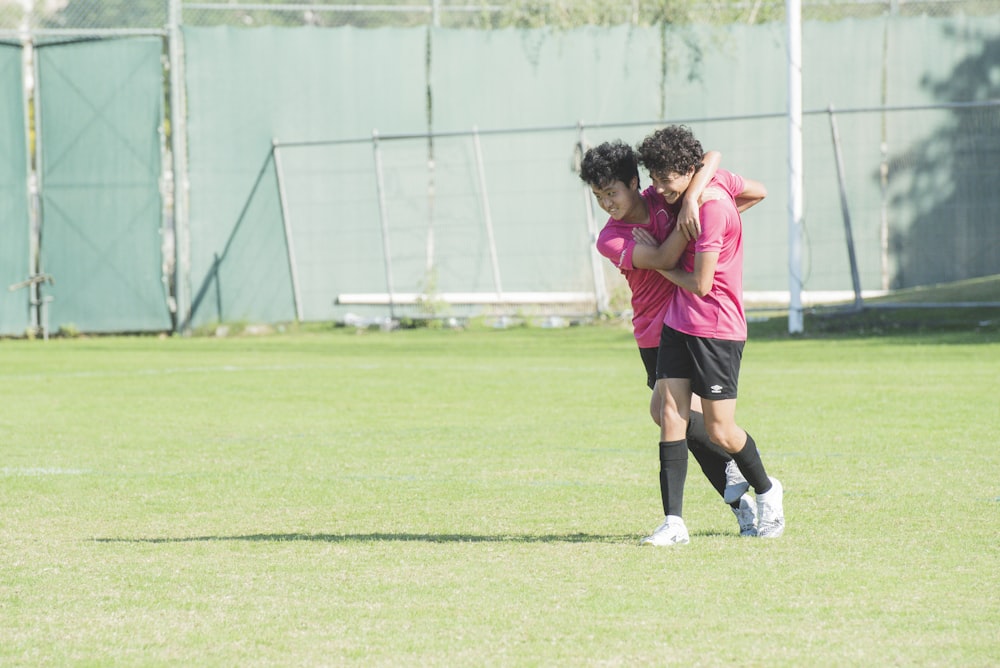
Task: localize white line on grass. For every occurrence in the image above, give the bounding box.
[0,361,599,381]
[1,467,91,476]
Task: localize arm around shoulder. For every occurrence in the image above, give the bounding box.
[630,225,688,271]
[675,150,722,240]
[735,177,767,214]
[660,249,719,297]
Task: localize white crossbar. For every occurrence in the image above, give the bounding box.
[336,292,595,306]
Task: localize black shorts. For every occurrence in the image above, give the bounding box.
[655,325,744,400]
[639,347,658,390]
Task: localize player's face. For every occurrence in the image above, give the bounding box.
[590,178,640,221]
[649,168,695,205]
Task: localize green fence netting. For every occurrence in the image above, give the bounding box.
[186,148,295,326]
[883,15,1000,286]
[183,26,428,327]
[37,37,170,333]
[271,140,387,322]
[0,44,31,336]
[177,16,999,327]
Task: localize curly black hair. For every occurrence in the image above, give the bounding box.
[636,125,704,177]
[579,140,640,189]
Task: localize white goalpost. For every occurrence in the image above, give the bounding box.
[787,0,805,334]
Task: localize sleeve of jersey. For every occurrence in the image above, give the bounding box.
[694,201,728,254]
[716,169,745,199]
[596,228,637,270]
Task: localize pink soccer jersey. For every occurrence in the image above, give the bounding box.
[664,171,748,341]
[596,187,675,348]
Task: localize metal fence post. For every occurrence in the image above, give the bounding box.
[169,0,191,333]
[786,0,804,333]
[827,105,864,311]
[21,31,40,335]
[29,30,46,335]
[471,126,503,298]
[272,139,304,322]
[372,130,397,320]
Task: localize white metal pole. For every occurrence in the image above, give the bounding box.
[471,127,503,298]
[27,24,45,336]
[372,130,397,320]
[21,21,39,335]
[168,0,191,333]
[787,0,804,334]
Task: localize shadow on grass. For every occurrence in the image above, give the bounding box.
[93,529,741,544]
[92,532,640,545]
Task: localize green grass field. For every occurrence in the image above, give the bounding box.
[1,314,998,665]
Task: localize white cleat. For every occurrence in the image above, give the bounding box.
[756,477,785,538]
[723,460,750,504]
[732,493,758,537]
[641,515,690,547]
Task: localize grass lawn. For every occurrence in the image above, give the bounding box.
[1,316,998,665]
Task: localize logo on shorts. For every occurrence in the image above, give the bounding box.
[710,384,724,394]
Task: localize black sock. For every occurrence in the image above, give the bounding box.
[686,411,731,502]
[658,440,688,517]
[731,433,772,495]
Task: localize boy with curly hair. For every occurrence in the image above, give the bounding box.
[635,125,783,546]
[579,139,762,539]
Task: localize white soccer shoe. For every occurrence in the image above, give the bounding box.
[641,515,690,547]
[723,460,750,504]
[732,493,758,537]
[756,477,785,538]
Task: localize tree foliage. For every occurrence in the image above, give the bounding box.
[27,0,999,32]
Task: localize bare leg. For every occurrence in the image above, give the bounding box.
[702,397,772,496]
[700,397,745,452]
[658,377,691,442]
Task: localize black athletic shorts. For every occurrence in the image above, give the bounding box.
[655,325,744,400]
[639,346,658,390]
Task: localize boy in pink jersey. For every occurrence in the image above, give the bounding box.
[636,125,784,546]
[579,140,760,538]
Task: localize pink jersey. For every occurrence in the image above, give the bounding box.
[665,171,748,341]
[596,187,676,348]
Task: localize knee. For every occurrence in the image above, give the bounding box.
[705,423,741,452]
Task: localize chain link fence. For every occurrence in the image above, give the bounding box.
[2,0,999,34]
[1,0,997,334]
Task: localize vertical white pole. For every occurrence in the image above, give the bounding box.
[787,0,804,334]
[27,17,46,336]
[372,130,397,320]
[169,0,191,333]
[21,14,39,334]
[471,127,503,298]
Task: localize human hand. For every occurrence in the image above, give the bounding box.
[699,186,725,205]
[632,227,658,247]
[676,198,701,241]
